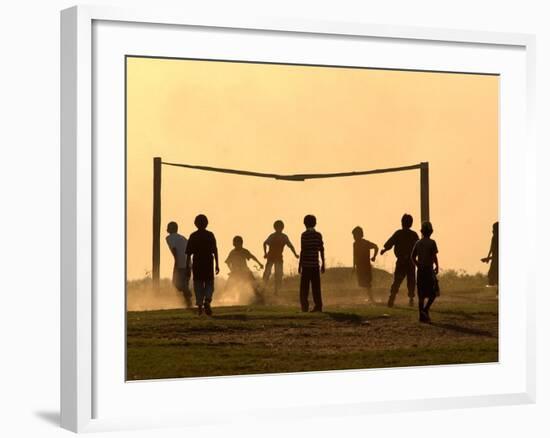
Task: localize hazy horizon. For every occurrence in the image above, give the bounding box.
[126,57,498,280]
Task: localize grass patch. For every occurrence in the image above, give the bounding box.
[127,298,498,380]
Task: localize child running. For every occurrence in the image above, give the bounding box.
[165,221,192,308]
[185,214,219,316]
[225,236,264,303]
[262,220,299,295]
[352,226,379,303]
[299,215,325,312]
[411,221,439,323]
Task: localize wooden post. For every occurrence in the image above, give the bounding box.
[152,157,162,289]
[420,162,430,223]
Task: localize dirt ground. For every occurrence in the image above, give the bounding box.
[126,285,498,380]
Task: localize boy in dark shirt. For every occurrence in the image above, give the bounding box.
[412,221,439,323]
[262,220,299,295]
[352,226,379,303]
[225,235,264,303]
[380,213,419,308]
[185,214,219,316]
[299,215,325,312]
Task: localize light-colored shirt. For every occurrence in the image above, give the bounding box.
[166,233,189,268]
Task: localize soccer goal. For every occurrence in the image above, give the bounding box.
[149,157,430,288]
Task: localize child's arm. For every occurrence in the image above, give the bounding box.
[249,252,264,269]
[263,239,269,259]
[185,239,193,275]
[170,247,178,264]
[481,239,493,263]
[411,244,419,268]
[286,239,300,259]
[380,232,396,255]
[298,235,304,273]
[371,242,379,262]
[433,253,439,275]
[213,238,220,275]
[320,235,325,274]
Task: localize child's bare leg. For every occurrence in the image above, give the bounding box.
[424,296,436,313]
[274,262,283,295]
[262,261,272,285]
[418,296,428,321]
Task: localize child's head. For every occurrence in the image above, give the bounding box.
[421,221,433,237]
[492,221,499,235]
[166,221,178,234]
[303,214,317,228]
[401,213,413,229]
[232,235,243,248]
[273,220,285,232]
[352,226,364,241]
[194,214,209,230]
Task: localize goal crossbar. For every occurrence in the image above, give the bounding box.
[162,161,425,182]
[151,157,430,287]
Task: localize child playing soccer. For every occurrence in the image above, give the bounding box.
[165,221,192,308]
[411,221,439,323]
[225,236,264,303]
[262,220,299,295]
[481,221,499,296]
[352,226,379,303]
[299,215,325,312]
[185,214,219,316]
[380,213,419,307]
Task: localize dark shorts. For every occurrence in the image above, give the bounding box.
[417,266,436,299]
[356,266,372,288]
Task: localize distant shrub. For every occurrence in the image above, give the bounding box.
[437,269,487,291]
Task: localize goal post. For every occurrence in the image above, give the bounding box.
[150,157,430,287]
[152,157,162,288]
[420,161,430,223]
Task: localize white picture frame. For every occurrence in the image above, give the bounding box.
[60,4,536,433]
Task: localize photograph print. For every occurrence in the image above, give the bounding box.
[125,56,498,380]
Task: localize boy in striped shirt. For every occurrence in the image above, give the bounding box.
[299,214,325,312]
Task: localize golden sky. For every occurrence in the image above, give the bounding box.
[126,57,498,280]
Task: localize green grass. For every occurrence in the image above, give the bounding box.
[127,293,498,380]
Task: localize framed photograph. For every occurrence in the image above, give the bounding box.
[61,5,536,433]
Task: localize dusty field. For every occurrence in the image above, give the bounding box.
[126,280,498,380]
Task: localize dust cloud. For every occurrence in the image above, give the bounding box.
[127,275,265,311]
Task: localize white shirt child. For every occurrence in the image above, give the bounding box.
[165,233,189,269]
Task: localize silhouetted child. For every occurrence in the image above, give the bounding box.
[299,215,325,312]
[262,220,299,295]
[185,214,219,316]
[412,221,439,323]
[165,221,192,308]
[380,213,419,307]
[352,226,379,303]
[225,236,264,303]
[481,221,499,296]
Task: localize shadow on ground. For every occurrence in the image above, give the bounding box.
[430,322,494,337]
